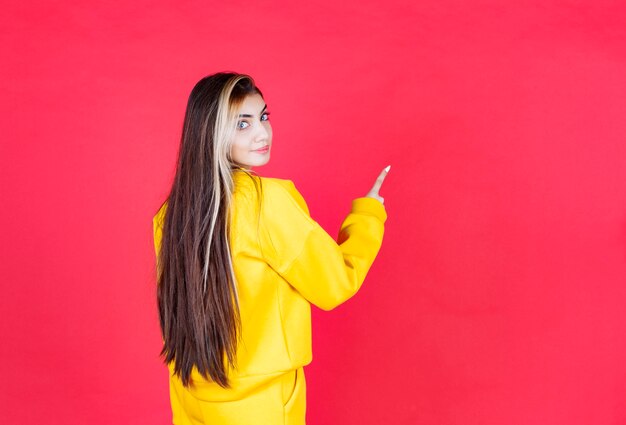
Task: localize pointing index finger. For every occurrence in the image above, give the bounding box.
[370,165,391,195]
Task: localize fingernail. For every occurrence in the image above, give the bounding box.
[385,165,391,172]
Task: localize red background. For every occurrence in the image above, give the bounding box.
[2,1,626,424]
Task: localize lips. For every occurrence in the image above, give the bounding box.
[253,146,269,152]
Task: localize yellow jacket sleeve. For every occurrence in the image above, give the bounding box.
[260,179,387,311]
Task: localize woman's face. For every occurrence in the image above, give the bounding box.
[229,93,272,170]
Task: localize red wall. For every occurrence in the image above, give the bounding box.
[2,1,625,424]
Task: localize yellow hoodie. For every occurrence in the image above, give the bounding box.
[152,169,387,406]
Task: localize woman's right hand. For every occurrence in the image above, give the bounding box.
[366,165,391,205]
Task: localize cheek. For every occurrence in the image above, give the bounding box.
[230,138,247,156]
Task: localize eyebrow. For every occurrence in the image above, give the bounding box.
[238,104,268,118]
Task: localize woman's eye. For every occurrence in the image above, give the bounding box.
[261,112,270,121]
[237,121,249,129]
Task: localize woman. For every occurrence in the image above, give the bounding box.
[152,72,390,424]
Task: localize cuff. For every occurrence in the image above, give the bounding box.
[351,197,388,223]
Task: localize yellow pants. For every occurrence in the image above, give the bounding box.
[169,367,306,424]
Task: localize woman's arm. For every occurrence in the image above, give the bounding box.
[260,179,387,311]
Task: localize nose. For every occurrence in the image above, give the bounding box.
[254,122,270,143]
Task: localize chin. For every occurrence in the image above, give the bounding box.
[251,155,270,167]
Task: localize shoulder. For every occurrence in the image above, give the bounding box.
[233,170,309,214]
[262,176,296,195]
[235,173,293,192]
[261,177,310,217]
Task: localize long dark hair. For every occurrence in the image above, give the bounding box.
[156,72,264,388]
